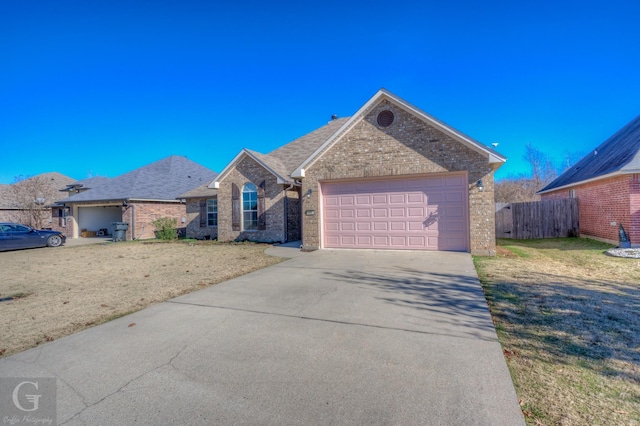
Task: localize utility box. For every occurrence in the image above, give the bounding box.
[112,222,129,242]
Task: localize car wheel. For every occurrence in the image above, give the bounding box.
[47,235,63,247]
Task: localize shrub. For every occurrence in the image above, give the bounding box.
[153,217,178,240]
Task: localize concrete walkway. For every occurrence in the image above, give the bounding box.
[0,250,523,425]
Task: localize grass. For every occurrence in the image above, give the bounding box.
[474,238,640,426]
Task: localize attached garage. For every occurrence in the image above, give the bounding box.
[321,173,469,251]
[76,205,122,237]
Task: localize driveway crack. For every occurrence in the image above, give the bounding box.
[59,344,189,425]
[166,300,498,342]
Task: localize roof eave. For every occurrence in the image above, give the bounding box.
[536,169,640,195]
[211,149,290,188]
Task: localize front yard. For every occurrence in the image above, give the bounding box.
[0,241,284,358]
[474,238,640,425]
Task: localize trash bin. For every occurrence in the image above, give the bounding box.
[112,222,129,242]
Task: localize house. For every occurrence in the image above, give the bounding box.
[51,156,217,240]
[211,89,505,255]
[0,172,76,228]
[539,114,640,246]
[177,182,218,240]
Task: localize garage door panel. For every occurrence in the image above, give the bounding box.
[372,209,387,218]
[390,222,406,231]
[356,195,371,205]
[322,175,469,251]
[390,236,407,246]
[341,222,355,231]
[372,195,387,204]
[340,209,354,218]
[408,221,424,231]
[373,236,388,246]
[373,222,388,231]
[389,194,406,204]
[357,222,371,231]
[408,207,424,217]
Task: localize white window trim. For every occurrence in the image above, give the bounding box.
[206,198,218,227]
[242,183,258,231]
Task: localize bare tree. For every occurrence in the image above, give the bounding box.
[495,144,560,203]
[9,175,62,229]
[524,142,557,189]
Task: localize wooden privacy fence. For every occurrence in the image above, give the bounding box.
[495,199,579,239]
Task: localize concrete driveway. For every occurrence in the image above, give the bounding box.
[0,250,524,425]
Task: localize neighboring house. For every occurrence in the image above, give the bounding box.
[0,172,76,227]
[177,182,218,240]
[211,89,505,255]
[539,114,640,246]
[51,156,217,240]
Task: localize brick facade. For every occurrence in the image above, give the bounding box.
[541,174,640,246]
[217,156,287,243]
[300,100,497,255]
[184,198,218,240]
[52,201,187,240]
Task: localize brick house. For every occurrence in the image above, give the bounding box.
[539,114,640,246]
[51,156,217,240]
[211,89,505,255]
[0,172,76,227]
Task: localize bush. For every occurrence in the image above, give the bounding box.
[153,217,178,240]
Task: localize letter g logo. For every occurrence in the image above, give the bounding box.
[12,381,41,412]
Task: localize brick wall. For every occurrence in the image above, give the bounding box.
[301,100,497,255]
[122,202,186,240]
[541,174,639,245]
[184,198,218,240]
[217,156,287,243]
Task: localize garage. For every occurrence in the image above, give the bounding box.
[77,206,122,237]
[321,173,469,251]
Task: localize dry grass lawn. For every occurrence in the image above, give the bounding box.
[0,240,285,358]
[474,238,640,426]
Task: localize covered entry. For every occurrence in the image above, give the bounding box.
[321,173,469,251]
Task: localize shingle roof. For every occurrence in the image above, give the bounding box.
[268,117,350,175]
[178,182,218,199]
[540,114,640,193]
[0,173,76,209]
[60,156,217,203]
[62,176,112,192]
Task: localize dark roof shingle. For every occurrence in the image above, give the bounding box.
[61,156,217,203]
[540,114,640,192]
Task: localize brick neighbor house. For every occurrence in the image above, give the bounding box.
[539,114,640,246]
[210,89,505,255]
[51,156,217,240]
[0,172,76,227]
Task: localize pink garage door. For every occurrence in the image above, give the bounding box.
[322,174,469,251]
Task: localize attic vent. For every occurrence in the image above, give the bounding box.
[377,110,394,127]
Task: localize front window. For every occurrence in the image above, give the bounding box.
[242,183,258,230]
[207,198,218,227]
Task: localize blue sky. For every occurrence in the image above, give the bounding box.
[2,0,639,184]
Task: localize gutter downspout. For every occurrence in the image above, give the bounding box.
[130,203,135,240]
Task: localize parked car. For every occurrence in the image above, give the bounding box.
[0,223,66,252]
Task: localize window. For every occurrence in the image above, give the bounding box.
[570,189,576,198]
[242,183,258,230]
[206,198,218,227]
